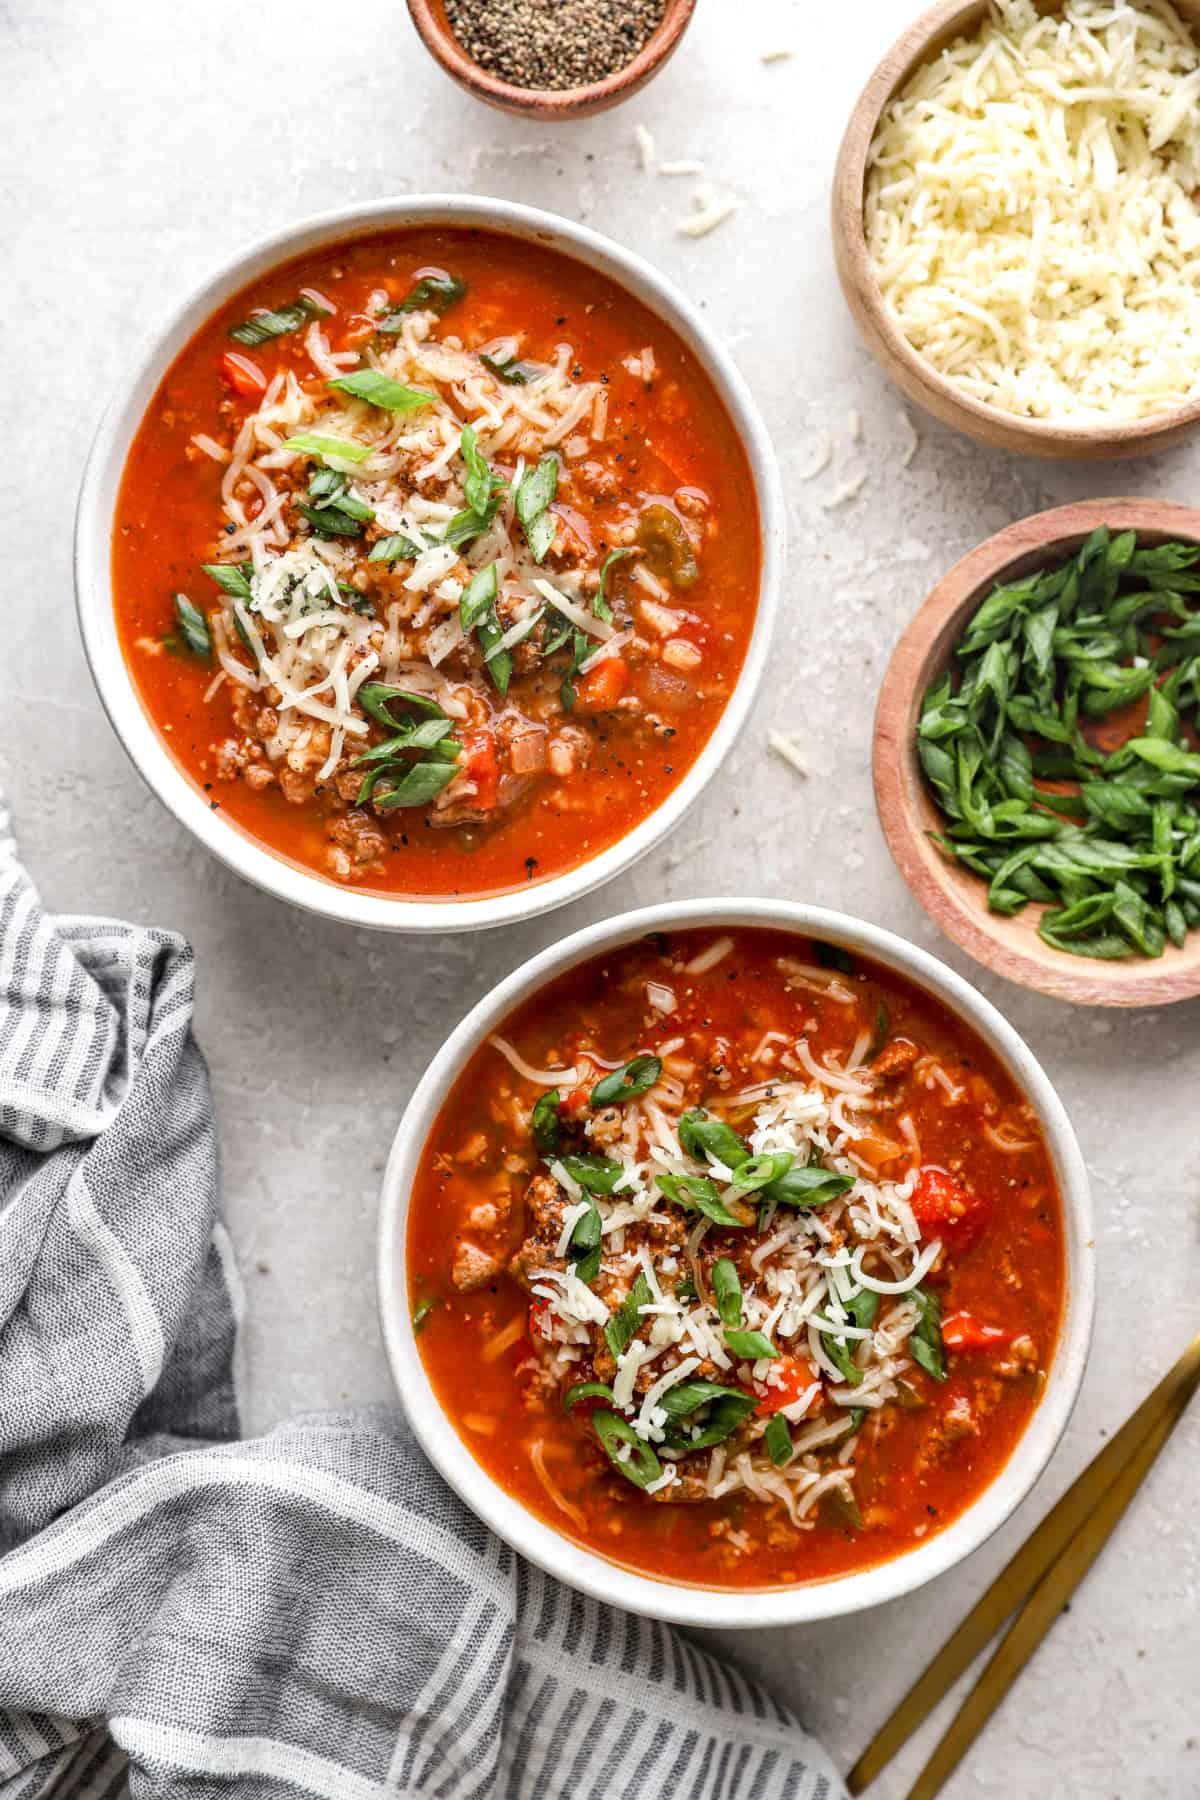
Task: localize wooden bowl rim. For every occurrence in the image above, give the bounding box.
[832,0,1200,454]
[873,497,1200,1007]
[406,0,697,118]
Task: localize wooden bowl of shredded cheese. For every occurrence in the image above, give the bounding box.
[832,0,1200,459]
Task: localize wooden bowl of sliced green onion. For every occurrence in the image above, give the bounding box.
[874,499,1200,1006]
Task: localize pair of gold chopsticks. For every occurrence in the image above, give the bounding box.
[846,1328,1200,1799]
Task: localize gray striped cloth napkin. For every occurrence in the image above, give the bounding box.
[0,795,846,1800]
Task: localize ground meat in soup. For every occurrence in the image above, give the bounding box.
[408,927,1065,1591]
[113,229,760,900]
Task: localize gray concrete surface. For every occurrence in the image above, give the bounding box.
[4,2,1198,1794]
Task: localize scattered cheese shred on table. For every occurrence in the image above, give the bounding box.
[820,470,868,509]
[658,159,705,176]
[797,430,833,480]
[679,183,738,238]
[898,409,919,468]
[768,730,809,776]
[864,0,1200,422]
[634,123,656,171]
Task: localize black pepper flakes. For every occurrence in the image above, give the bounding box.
[443,0,666,92]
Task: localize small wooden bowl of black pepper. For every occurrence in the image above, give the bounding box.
[407,0,697,120]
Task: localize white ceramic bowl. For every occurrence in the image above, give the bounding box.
[377,898,1095,1628]
[74,195,784,934]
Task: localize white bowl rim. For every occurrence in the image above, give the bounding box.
[377,896,1095,1629]
[74,193,784,934]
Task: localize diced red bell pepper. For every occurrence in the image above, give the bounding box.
[559,1055,600,1114]
[753,1355,822,1415]
[911,1167,990,1250]
[575,655,629,713]
[462,728,499,810]
[219,350,267,400]
[942,1311,1011,1352]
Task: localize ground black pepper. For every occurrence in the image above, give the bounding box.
[444,0,666,91]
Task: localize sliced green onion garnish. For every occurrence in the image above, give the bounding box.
[460,563,499,633]
[350,718,455,768]
[377,274,466,328]
[231,609,258,661]
[442,496,503,551]
[764,1413,792,1466]
[348,687,462,812]
[514,453,559,564]
[172,594,210,659]
[228,294,330,348]
[297,503,367,539]
[909,1284,947,1383]
[471,587,513,698]
[603,1271,652,1361]
[295,464,374,538]
[202,561,254,602]
[724,1328,778,1361]
[820,1328,863,1389]
[307,467,344,502]
[328,370,435,413]
[918,526,1200,963]
[654,1173,749,1229]
[369,532,421,563]
[490,608,544,660]
[761,1164,854,1210]
[677,1109,750,1169]
[283,432,372,466]
[307,480,372,523]
[356,685,446,729]
[659,1379,747,1420]
[730,1151,794,1195]
[530,1089,561,1159]
[459,565,513,694]
[559,1153,626,1195]
[589,1055,662,1107]
[460,425,504,519]
[843,1287,880,1331]
[593,546,635,625]
[592,1412,663,1491]
[712,1259,742,1328]
[564,1381,615,1410]
[480,350,536,385]
[567,1195,602,1285]
[371,760,458,810]
[573,1244,602,1285]
[665,1391,756,1451]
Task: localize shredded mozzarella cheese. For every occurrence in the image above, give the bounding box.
[865,0,1200,421]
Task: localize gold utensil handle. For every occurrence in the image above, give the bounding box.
[905,1356,1199,1800]
[847,1329,1200,1795]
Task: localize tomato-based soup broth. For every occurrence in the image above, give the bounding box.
[409,928,1065,1589]
[112,230,760,897]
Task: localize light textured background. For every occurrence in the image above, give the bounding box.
[4,2,1198,1795]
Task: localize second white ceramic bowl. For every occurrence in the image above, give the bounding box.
[74,195,784,933]
[377,898,1095,1629]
